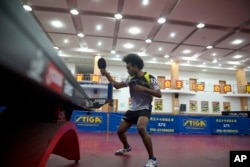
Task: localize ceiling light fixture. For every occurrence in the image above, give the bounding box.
[70,9,79,15]
[158,17,166,24]
[145,39,152,43]
[170,32,176,37]
[231,39,243,45]
[74,48,94,52]
[142,0,149,5]
[196,23,205,28]
[97,42,102,46]
[182,49,191,54]
[114,13,123,19]
[77,33,84,37]
[96,25,102,31]
[128,27,141,34]
[123,43,134,49]
[50,20,64,28]
[228,61,240,65]
[212,59,217,63]
[23,5,32,11]
[206,45,213,49]
[233,55,243,59]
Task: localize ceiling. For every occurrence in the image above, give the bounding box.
[21,0,250,75]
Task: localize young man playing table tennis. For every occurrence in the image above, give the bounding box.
[100,53,162,167]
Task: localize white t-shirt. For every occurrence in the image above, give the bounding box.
[123,72,161,111]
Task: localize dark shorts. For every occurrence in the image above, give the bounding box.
[122,109,151,124]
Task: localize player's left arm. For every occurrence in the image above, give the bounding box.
[134,76,162,97]
[144,87,162,98]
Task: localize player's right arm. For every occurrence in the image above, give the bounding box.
[100,69,126,89]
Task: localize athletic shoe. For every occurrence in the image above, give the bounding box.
[114,146,131,155]
[144,157,157,167]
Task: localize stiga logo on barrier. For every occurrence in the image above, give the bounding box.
[183,120,207,127]
[230,151,250,167]
[75,116,102,123]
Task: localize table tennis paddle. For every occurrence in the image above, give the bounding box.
[98,57,106,69]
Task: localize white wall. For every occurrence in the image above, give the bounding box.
[109,65,250,113]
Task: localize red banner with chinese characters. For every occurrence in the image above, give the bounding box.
[175,80,183,89]
[164,80,171,88]
[191,83,197,91]
[214,85,221,92]
[75,74,84,81]
[223,84,231,92]
[197,83,205,91]
[91,74,100,82]
[247,85,250,93]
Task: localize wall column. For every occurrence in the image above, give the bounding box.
[236,67,248,111]
[93,55,101,75]
[171,61,180,114]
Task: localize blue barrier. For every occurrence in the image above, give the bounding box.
[210,116,242,135]
[71,110,107,132]
[108,112,122,132]
[148,114,179,134]
[71,111,250,135]
[241,117,250,135]
[0,106,6,113]
[109,112,138,133]
[179,116,211,134]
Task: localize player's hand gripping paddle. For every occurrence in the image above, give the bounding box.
[98,57,106,76]
[97,57,106,69]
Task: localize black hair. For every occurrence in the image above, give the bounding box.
[122,53,144,70]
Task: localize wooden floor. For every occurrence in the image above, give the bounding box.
[46,132,250,167]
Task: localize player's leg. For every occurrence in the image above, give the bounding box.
[137,110,157,167]
[117,120,132,148]
[115,117,133,155]
[137,115,153,157]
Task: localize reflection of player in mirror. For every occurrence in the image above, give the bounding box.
[100,53,161,167]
